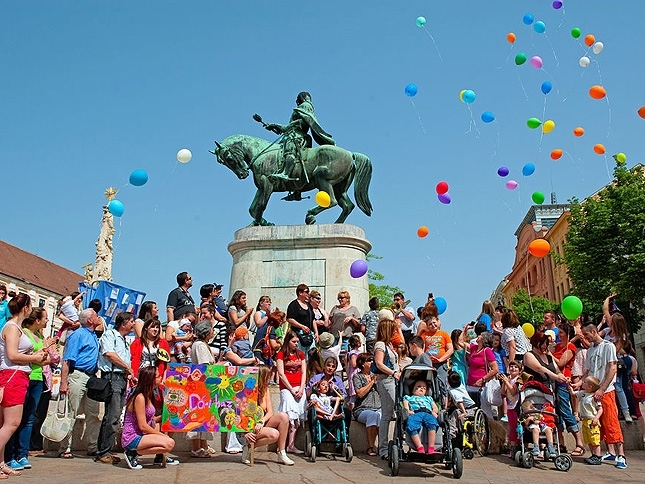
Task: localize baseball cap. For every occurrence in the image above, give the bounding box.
[214,282,224,289]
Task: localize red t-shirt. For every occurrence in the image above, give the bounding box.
[552,342,576,378]
[276,349,305,390]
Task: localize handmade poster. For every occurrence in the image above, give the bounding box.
[79,281,146,328]
[161,363,260,433]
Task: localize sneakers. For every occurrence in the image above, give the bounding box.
[15,457,31,469]
[241,444,250,465]
[532,446,540,456]
[153,454,179,466]
[616,455,627,469]
[96,454,121,464]
[287,446,304,454]
[601,452,616,461]
[623,411,633,423]
[584,455,602,465]
[277,449,294,466]
[124,450,142,470]
[547,445,556,458]
[7,460,24,471]
[500,415,508,422]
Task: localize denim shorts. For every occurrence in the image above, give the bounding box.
[124,435,142,451]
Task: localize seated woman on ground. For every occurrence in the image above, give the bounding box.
[353,352,381,457]
[121,366,175,470]
[308,380,343,421]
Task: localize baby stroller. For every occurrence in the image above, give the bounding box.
[514,380,573,472]
[304,386,353,463]
[388,364,464,479]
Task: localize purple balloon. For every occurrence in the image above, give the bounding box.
[438,193,451,204]
[506,180,518,190]
[530,56,543,69]
[497,166,510,177]
[349,259,368,278]
[552,1,563,9]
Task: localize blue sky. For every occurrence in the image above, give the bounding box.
[2,1,645,332]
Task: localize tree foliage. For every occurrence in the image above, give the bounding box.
[564,160,645,332]
[511,288,556,327]
[367,253,403,308]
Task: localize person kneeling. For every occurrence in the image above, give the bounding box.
[404,380,439,454]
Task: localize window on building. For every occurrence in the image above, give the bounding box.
[38,298,45,308]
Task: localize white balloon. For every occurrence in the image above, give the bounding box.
[592,41,604,54]
[579,56,590,68]
[177,148,192,163]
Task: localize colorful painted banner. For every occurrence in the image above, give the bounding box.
[161,363,260,433]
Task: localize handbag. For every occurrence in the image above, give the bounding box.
[297,330,314,348]
[632,380,645,401]
[41,395,73,442]
[86,375,113,402]
[482,350,503,406]
[371,346,394,374]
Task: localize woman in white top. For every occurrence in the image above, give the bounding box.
[500,309,531,363]
[309,290,330,343]
[0,294,48,477]
[228,291,254,335]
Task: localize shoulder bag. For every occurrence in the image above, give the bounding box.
[41,395,74,442]
[482,349,503,406]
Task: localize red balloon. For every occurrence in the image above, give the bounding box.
[528,239,551,258]
[638,106,645,119]
[436,181,449,195]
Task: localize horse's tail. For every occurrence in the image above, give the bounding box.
[352,152,373,217]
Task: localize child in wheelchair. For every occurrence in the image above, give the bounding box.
[403,379,439,454]
[308,379,344,421]
[446,371,477,438]
[521,399,557,457]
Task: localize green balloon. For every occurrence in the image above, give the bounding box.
[561,295,583,320]
[527,117,542,129]
[571,27,581,39]
[515,53,527,65]
[532,191,545,204]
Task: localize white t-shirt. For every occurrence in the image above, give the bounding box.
[584,339,617,392]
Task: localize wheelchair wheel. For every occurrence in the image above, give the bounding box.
[390,444,400,476]
[514,450,522,466]
[310,445,317,463]
[304,430,312,457]
[522,452,534,469]
[554,454,573,472]
[473,409,489,456]
[345,444,353,463]
[463,448,474,460]
[452,448,463,479]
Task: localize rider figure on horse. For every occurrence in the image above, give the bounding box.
[264,92,335,183]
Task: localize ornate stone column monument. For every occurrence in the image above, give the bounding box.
[84,187,117,284]
[228,224,371,313]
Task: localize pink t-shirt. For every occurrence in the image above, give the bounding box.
[467,344,495,386]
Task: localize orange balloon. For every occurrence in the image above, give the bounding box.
[550,149,563,160]
[573,127,584,137]
[507,32,516,44]
[593,143,606,155]
[589,85,606,100]
[584,34,595,47]
[638,106,645,119]
[528,239,551,258]
[417,226,429,238]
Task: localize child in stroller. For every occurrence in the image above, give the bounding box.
[309,380,344,421]
[403,380,439,454]
[521,398,557,457]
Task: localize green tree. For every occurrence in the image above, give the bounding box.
[511,288,556,327]
[564,159,645,333]
[367,253,402,308]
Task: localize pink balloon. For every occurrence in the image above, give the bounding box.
[438,193,451,204]
[506,180,518,190]
[530,56,543,69]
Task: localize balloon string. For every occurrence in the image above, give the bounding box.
[517,72,529,101]
[544,34,560,67]
[464,105,481,137]
[603,154,611,181]
[497,45,514,70]
[525,252,535,321]
[555,7,566,30]
[409,99,427,134]
[422,26,443,63]
[561,69,585,103]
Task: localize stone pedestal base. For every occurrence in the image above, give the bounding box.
[227,224,372,314]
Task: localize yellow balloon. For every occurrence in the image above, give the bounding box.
[315,191,331,208]
[616,152,627,163]
[542,119,555,134]
[522,323,535,338]
[459,89,466,102]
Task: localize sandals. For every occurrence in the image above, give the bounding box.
[206,446,217,455]
[570,446,585,457]
[366,447,378,456]
[0,463,21,477]
[58,451,74,459]
[190,448,211,458]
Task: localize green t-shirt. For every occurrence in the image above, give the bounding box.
[24,329,44,381]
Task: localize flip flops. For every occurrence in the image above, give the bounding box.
[571,446,585,457]
[366,447,378,456]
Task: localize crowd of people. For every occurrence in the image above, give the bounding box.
[0,278,642,475]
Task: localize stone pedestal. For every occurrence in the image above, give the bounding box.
[227,224,371,314]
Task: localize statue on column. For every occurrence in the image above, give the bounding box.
[85,187,117,284]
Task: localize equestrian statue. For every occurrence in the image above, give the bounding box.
[210,91,373,226]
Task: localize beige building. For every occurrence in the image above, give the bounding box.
[0,239,84,336]
[545,211,572,304]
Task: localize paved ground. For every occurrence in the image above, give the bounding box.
[17,448,645,484]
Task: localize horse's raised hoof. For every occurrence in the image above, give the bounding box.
[305,214,316,225]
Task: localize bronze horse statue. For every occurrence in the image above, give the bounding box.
[210,134,372,226]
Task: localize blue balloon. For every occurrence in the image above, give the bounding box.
[523,13,534,25]
[405,83,418,97]
[108,199,124,217]
[534,21,546,33]
[481,111,495,123]
[462,90,476,104]
[434,297,447,315]
[129,169,148,187]
[541,81,552,95]
[497,166,510,177]
[522,163,536,176]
